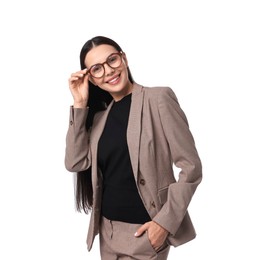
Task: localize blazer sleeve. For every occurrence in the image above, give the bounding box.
[153,87,202,236]
[65,106,91,172]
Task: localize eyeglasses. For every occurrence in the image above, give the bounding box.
[86,52,123,78]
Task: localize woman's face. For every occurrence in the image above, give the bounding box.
[85,44,133,101]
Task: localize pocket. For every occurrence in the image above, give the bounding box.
[145,232,169,255]
[156,242,170,255]
[144,231,157,255]
[132,231,157,258]
[158,186,169,205]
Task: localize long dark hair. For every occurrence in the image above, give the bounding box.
[75,36,134,213]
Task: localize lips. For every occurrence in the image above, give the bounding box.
[106,74,121,85]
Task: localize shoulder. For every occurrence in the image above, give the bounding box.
[140,85,178,103]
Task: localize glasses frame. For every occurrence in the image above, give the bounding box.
[86,51,123,79]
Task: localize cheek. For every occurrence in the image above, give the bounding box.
[95,80,108,91]
[119,63,127,75]
[122,66,129,80]
[91,77,103,86]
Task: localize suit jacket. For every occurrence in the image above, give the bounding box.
[65,83,202,251]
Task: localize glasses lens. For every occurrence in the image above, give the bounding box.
[89,53,122,78]
[90,64,104,78]
[107,53,122,68]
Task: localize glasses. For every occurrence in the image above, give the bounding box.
[86,52,123,78]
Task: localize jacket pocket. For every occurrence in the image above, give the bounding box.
[158,186,168,205]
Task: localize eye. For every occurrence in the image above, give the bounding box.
[91,64,102,74]
[108,54,119,65]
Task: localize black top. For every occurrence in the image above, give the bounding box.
[97,93,151,224]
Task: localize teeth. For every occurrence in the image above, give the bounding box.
[109,77,119,83]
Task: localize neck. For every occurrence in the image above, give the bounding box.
[112,82,133,102]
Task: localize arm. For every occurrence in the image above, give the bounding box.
[153,87,202,236]
[65,68,91,172]
[65,106,91,172]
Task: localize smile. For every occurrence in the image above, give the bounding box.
[107,74,121,85]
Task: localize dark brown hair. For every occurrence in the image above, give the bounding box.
[75,36,134,213]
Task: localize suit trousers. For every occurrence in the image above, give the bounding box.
[99,217,170,260]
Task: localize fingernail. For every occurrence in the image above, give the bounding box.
[134,232,138,236]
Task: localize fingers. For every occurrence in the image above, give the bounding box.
[68,69,88,85]
[134,222,150,237]
[70,70,87,81]
[134,221,169,252]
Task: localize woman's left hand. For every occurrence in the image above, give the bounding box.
[135,221,169,251]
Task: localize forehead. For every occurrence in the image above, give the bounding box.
[85,44,117,67]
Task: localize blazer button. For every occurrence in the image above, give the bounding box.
[70,120,73,126]
[139,179,146,185]
[151,201,156,208]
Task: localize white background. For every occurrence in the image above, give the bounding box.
[0,0,258,259]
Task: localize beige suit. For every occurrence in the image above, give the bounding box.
[65,83,202,251]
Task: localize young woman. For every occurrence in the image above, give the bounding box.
[65,36,202,260]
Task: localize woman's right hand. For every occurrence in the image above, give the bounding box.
[68,69,90,108]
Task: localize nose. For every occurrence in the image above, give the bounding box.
[104,63,115,76]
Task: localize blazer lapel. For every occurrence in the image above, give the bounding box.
[91,83,144,182]
[127,83,144,180]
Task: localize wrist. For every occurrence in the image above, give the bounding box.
[73,101,87,108]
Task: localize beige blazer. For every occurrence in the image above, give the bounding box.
[65,83,202,251]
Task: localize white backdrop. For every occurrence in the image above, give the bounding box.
[0,0,258,259]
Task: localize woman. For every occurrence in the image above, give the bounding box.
[65,36,202,260]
